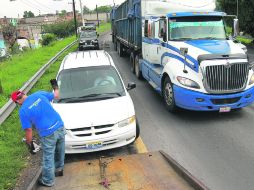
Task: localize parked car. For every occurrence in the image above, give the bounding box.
[53,50,139,154]
[78,30,99,50]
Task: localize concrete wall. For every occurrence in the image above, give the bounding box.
[83,13,110,23]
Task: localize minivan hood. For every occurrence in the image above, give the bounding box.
[52,96,134,129]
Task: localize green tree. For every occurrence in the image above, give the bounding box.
[42,20,75,38]
[217,0,254,36]
[83,5,91,14]
[58,10,67,17]
[2,24,16,48]
[95,5,112,13]
[23,11,35,18]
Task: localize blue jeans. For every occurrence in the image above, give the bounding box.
[40,127,65,186]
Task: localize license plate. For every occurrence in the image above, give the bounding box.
[85,141,103,149]
[219,107,231,113]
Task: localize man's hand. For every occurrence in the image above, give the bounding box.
[27,141,41,155]
[50,79,58,90]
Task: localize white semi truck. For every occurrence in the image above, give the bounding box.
[111,0,254,112]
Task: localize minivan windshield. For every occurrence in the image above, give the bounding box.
[80,31,97,38]
[169,16,227,41]
[55,66,125,103]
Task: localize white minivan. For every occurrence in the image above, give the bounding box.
[53,50,139,154]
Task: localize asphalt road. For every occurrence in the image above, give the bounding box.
[98,33,254,190]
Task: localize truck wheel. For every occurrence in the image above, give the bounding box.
[130,52,135,73]
[135,55,142,79]
[163,77,177,112]
[114,41,117,51]
[117,41,124,57]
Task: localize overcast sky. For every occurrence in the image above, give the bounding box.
[0,0,125,18]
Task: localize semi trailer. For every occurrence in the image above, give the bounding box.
[111,0,254,112]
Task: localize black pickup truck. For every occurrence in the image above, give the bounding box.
[78,30,99,51]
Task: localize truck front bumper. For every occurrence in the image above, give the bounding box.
[174,85,254,111]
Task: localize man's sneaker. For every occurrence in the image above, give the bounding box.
[38,179,53,187]
[55,170,64,177]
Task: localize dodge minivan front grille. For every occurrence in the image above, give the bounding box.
[70,124,114,137]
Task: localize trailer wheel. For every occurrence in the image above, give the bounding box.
[135,55,142,79]
[130,52,135,73]
[117,41,124,57]
[163,77,177,112]
[114,41,117,51]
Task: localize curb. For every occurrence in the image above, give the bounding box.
[27,167,42,190]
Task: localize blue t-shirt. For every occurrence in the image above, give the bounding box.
[19,91,64,137]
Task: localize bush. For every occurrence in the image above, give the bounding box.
[42,20,76,38]
[10,43,21,54]
[41,33,56,46]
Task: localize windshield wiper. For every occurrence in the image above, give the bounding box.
[56,97,80,103]
[171,37,193,41]
[193,37,225,40]
[56,92,124,103]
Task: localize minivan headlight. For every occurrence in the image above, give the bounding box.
[177,76,200,89]
[249,73,254,85]
[118,116,135,128]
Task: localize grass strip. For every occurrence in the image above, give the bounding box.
[97,22,111,35]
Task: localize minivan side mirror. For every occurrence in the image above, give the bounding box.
[127,82,136,91]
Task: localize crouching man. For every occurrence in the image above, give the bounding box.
[11,79,65,187]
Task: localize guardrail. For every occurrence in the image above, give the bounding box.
[0,40,77,125]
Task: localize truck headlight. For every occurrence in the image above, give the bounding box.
[118,116,135,128]
[177,76,200,89]
[249,73,254,85]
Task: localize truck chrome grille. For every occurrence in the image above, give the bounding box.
[204,63,249,93]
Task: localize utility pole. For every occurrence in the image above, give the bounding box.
[72,0,78,38]
[236,0,239,18]
[79,0,84,26]
[96,4,99,27]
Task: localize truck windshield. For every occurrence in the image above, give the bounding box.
[169,16,226,41]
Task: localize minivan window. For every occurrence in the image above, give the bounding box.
[55,66,126,103]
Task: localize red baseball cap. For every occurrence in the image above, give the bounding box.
[11,90,24,102]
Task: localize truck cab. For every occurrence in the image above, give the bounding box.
[112,0,254,112]
[141,10,254,112]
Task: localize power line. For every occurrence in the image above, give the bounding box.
[19,0,49,13]
[26,0,51,12]
[32,0,55,12]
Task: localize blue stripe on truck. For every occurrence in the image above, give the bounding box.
[142,37,199,72]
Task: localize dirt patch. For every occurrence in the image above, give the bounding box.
[14,151,42,190]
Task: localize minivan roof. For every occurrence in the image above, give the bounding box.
[60,50,114,70]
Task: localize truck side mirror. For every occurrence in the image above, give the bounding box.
[163,32,167,42]
[180,47,188,57]
[233,18,239,37]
